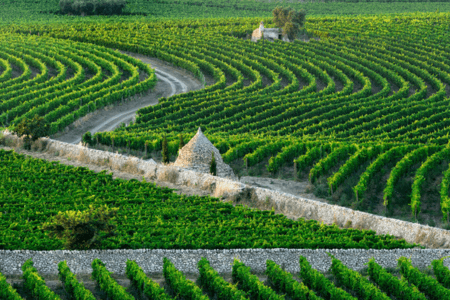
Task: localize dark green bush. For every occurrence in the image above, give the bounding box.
[162,135,169,164]
[40,204,119,250]
[82,131,94,147]
[59,0,127,16]
[210,152,217,176]
[11,114,50,150]
[272,6,306,40]
[179,133,185,151]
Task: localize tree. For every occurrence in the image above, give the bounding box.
[179,133,185,150]
[210,152,217,176]
[40,204,119,250]
[272,6,306,40]
[82,131,94,147]
[59,0,127,16]
[162,135,169,164]
[12,114,50,150]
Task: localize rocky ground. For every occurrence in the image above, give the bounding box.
[239,176,331,205]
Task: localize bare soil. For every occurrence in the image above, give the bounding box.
[372,78,383,95]
[334,75,344,92]
[353,78,363,94]
[240,176,331,204]
[11,63,41,80]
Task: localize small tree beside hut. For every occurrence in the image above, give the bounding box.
[272,6,307,40]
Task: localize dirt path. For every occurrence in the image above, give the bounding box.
[51,51,205,145]
[239,176,332,205]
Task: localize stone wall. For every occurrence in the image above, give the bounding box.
[1,249,450,277]
[2,131,450,251]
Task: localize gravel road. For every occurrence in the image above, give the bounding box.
[51,51,204,145]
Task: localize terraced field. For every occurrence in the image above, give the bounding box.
[2,0,450,298]
[2,11,450,227]
[1,0,450,271]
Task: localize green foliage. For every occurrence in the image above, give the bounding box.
[59,0,127,16]
[11,114,49,150]
[398,256,450,300]
[232,259,283,300]
[266,259,322,300]
[328,253,391,300]
[430,256,450,290]
[21,258,61,300]
[366,257,427,300]
[383,146,441,213]
[163,257,208,300]
[299,255,356,300]
[58,260,96,300]
[82,131,94,147]
[91,258,135,300]
[272,6,306,40]
[179,133,185,150]
[126,259,173,299]
[210,151,217,176]
[411,147,450,220]
[3,11,450,252]
[440,163,450,224]
[0,148,425,251]
[2,1,450,26]
[0,270,24,299]
[162,135,169,164]
[40,204,119,250]
[198,257,247,300]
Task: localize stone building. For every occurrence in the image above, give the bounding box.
[251,21,290,42]
[173,127,237,180]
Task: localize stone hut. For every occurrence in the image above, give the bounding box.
[251,21,290,42]
[173,127,236,180]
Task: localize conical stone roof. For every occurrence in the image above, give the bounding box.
[174,127,236,179]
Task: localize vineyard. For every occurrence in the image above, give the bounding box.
[0,148,421,250]
[2,254,450,299]
[4,0,450,298]
[1,0,450,267]
[2,9,450,227]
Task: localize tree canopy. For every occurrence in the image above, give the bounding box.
[272,6,307,40]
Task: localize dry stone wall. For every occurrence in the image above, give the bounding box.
[1,248,450,277]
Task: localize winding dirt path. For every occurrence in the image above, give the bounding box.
[51,51,204,145]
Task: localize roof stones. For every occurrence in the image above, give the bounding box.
[173,127,237,180]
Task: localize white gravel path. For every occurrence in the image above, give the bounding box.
[52,51,204,145]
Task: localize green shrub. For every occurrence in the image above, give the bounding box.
[11,114,50,150]
[210,152,217,176]
[40,204,119,250]
[162,135,169,164]
[60,0,127,16]
[179,133,185,151]
[272,6,306,40]
[82,131,93,147]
